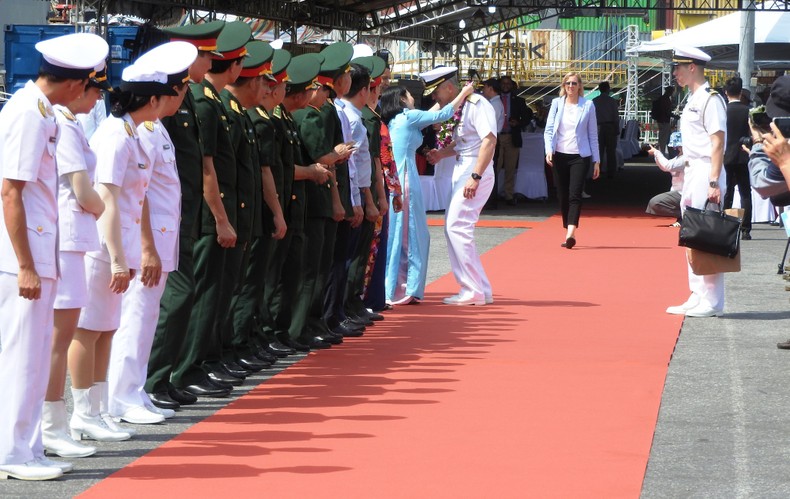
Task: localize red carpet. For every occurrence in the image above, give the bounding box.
[81,207,687,498]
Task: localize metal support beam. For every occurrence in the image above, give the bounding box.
[624,24,640,122]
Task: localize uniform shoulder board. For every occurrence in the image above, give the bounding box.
[124,121,135,137]
[273,106,282,119]
[466,94,481,104]
[257,107,269,119]
[308,104,321,111]
[144,121,155,132]
[230,99,241,114]
[203,86,215,100]
[708,88,719,96]
[58,108,77,122]
[38,99,48,118]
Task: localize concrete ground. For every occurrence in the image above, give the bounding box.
[4,158,790,498]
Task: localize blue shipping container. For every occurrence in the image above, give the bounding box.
[4,24,76,92]
[4,24,140,92]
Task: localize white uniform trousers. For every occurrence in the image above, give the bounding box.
[107,272,168,416]
[445,156,494,300]
[0,272,56,464]
[681,161,727,310]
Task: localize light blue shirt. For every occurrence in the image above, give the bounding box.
[341,98,372,190]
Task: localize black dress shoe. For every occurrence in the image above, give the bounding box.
[237,356,268,372]
[332,323,363,337]
[206,376,234,390]
[253,347,278,364]
[324,329,344,342]
[741,229,752,240]
[284,338,310,352]
[167,386,197,405]
[221,361,250,379]
[148,391,180,410]
[340,318,365,331]
[208,370,243,386]
[362,310,384,321]
[561,236,576,249]
[315,333,342,345]
[183,381,231,398]
[301,336,331,349]
[264,341,293,358]
[347,314,374,326]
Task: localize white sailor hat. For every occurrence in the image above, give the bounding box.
[672,46,711,66]
[419,66,458,96]
[270,39,284,50]
[120,63,178,96]
[134,41,198,87]
[352,43,374,60]
[35,32,109,80]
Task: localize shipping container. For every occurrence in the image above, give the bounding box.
[558,12,656,32]
[0,0,49,75]
[106,26,140,90]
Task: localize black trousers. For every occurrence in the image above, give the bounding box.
[324,220,352,328]
[723,162,752,230]
[552,152,589,228]
[598,123,619,177]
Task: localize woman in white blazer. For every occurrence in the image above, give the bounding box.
[544,72,600,248]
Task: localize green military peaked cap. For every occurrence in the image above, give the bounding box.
[286,53,321,93]
[240,40,275,78]
[217,21,252,59]
[318,41,353,78]
[161,20,225,57]
[269,49,292,85]
[353,55,386,79]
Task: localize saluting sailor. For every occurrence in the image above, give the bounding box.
[107,41,198,425]
[42,65,110,461]
[0,32,107,481]
[424,66,497,306]
[666,47,728,318]
[68,58,180,444]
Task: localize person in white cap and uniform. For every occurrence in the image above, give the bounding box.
[67,59,177,443]
[107,42,198,425]
[0,32,107,481]
[41,65,111,461]
[666,46,728,318]
[424,66,497,306]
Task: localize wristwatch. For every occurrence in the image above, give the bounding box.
[709,180,719,188]
[470,172,482,180]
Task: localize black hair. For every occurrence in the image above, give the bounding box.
[109,89,153,118]
[210,57,243,74]
[231,75,256,87]
[483,78,501,94]
[345,63,371,99]
[725,76,743,97]
[664,86,674,96]
[380,86,409,125]
[598,81,610,93]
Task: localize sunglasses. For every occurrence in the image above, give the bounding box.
[565,81,579,86]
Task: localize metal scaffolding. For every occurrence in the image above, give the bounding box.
[624,24,639,121]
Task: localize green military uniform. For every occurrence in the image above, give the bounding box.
[172,21,250,390]
[146,20,224,399]
[259,54,322,347]
[345,55,386,319]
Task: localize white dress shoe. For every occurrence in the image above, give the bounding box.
[102,414,137,436]
[149,406,176,419]
[0,461,63,481]
[70,387,132,442]
[484,295,494,305]
[684,304,722,318]
[442,295,485,306]
[36,456,73,473]
[666,295,700,315]
[117,406,165,425]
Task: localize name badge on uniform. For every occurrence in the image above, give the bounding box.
[178,109,189,115]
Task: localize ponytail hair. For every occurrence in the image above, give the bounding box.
[109,88,153,117]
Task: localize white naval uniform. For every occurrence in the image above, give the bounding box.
[679,83,728,311]
[108,120,181,416]
[445,94,498,301]
[0,81,60,465]
[79,114,153,332]
[53,105,100,309]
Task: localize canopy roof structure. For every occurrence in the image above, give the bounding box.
[102,0,790,43]
[631,6,790,69]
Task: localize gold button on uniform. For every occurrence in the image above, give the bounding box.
[291,195,296,200]
[183,123,188,127]
[135,218,140,224]
[240,202,246,208]
[36,226,43,233]
[160,227,166,233]
[220,192,225,198]
[139,200,143,206]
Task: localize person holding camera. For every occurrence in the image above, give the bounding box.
[722,77,753,239]
[645,132,685,225]
[665,47,728,318]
